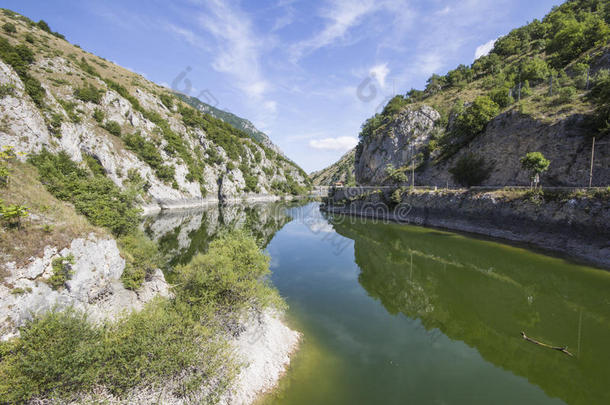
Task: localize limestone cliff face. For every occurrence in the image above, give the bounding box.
[355,105,609,188]
[355,106,440,185]
[0,20,309,210]
[0,234,170,340]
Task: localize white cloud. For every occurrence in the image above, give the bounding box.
[291,0,384,60]
[474,38,497,60]
[369,63,390,88]
[309,136,358,151]
[196,0,270,100]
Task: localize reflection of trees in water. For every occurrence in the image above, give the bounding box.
[144,203,292,268]
[331,217,610,405]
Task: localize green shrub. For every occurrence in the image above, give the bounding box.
[29,150,140,236]
[47,254,75,290]
[174,230,283,320]
[122,132,175,183]
[521,151,550,185]
[556,86,577,104]
[0,83,14,98]
[103,120,121,136]
[455,96,499,137]
[159,93,174,110]
[2,22,16,34]
[0,202,29,227]
[74,83,102,104]
[47,112,63,137]
[449,153,491,187]
[92,108,105,123]
[57,100,81,123]
[385,164,408,184]
[24,33,34,44]
[489,87,514,108]
[118,231,162,290]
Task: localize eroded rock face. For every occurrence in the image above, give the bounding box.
[0,58,309,208]
[0,234,170,340]
[355,106,440,185]
[353,103,609,188]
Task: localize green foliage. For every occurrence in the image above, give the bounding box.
[385,164,408,184]
[0,201,29,227]
[102,120,121,136]
[24,33,34,44]
[520,152,550,181]
[92,108,105,123]
[174,230,283,320]
[455,96,499,137]
[0,38,46,108]
[0,229,283,402]
[390,187,405,204]
[47,254,75,290]
[119,231,162,290]
[0,302,229,403]
[449,153,492,187]
[381,95,409,117]
[2,22,16,34]
[36,20,51,33]
[29,150,140,236]
[489,86,514,108]
[122,132,175,183]
[588,69,610,134]
[519,57,550,83]
[358,114,383,140]
[47,111,63,137]
[159,93,174,110]
[0,82,14,98]
[74,83,102,104]
[57,100,81,123]
[556,86,577,104]
[0,146,15,187]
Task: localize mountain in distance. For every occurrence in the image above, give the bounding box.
[310,148,356,186]
[175,92,285,157]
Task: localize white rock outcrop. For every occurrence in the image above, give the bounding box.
[0,233,170,340]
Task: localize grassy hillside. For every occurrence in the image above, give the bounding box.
[355,0,610,187]
[0,8,310,201]
[311,148,356,186]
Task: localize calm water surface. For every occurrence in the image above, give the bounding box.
[146,202,610,405]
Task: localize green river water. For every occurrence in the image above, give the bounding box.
[147,202,610,405]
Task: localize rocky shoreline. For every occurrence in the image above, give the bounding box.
[322,188,610,269]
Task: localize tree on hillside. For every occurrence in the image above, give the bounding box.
[455,96,500,138]
[521,152,550,188]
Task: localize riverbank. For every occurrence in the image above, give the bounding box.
[322,187,610,269]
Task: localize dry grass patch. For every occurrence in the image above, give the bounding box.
[0,161,102,272]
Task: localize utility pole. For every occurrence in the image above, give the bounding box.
[589,137,595,188]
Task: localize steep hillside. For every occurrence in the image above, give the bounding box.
[0,10,310,212]
[310,148,356,186]
[354,0,610,188]
[175,92,285,157]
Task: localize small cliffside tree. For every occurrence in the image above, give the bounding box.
[520,152,550,188]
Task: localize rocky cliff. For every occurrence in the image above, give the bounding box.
[0,12,310,212]
[355,105,609,188]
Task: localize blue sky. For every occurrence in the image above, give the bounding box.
[6,0,561,172]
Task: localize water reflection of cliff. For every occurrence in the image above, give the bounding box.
[144,202,293,267]
[330,217,610,405]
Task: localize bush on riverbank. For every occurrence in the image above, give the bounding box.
[0,230,280,403]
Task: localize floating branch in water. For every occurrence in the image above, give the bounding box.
[521,331,574,357]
